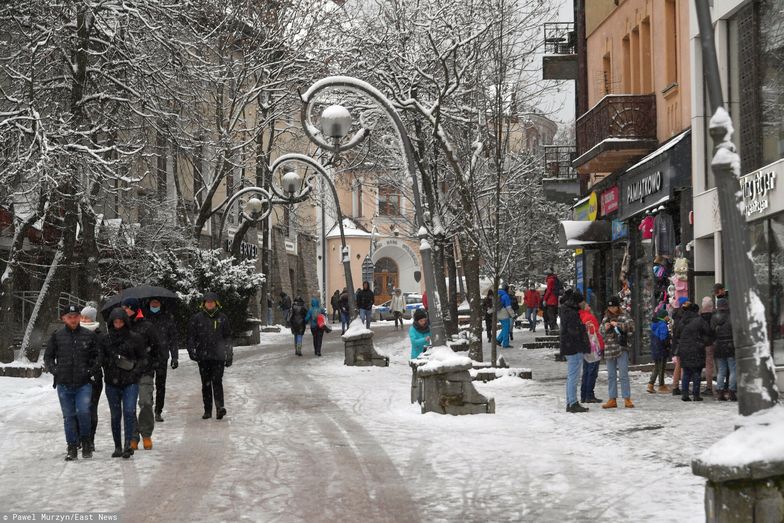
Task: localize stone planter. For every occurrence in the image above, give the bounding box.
[410,349,495,415]
[342,330,389,367]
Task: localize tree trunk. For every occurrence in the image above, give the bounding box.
[444,238,459,335]
[461,237,483,361]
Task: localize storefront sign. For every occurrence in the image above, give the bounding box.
[601,186,620,216]
[742,169,777,217]
[375,237,421,269]
[611,219,628,241]
[626,171,663,204]
[575,255,584,293]
[574,192,598,221]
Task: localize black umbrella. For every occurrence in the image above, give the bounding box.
[101,285,179,318]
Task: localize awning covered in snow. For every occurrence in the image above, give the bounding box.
[558,220,612,249]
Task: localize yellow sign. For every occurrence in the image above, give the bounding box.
[588,192,598,221]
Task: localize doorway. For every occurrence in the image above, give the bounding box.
[373,257,399,304]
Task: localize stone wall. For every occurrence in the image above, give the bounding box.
[267,226,319,323]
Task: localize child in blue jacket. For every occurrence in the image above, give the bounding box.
[647,308,671,393]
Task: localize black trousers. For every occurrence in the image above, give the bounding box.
[545,305,559,332]
[393,311,403,328]
[484,314,493,340]
[90,379,103,441]
[311,326,324,355]
[198,360,225,413]
[154,365,167,415]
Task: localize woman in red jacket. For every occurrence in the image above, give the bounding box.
[523,285,541,332]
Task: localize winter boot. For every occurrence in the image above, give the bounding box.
[155,412,164,423]
[672,387,681,396]
[657,384,671,393]
[295,342,302,357]
[694,395,704,401]
[729,390,738,402]
[65,445,78,461]
[122,447,133,459]
[566,402,589,413]
[143,437,153,450]
[112,447,123,458]
[624,398,635,408]
[217,407,227,420]
[81,438,93,459]
[718,389,728,401]
[130,439,138,451]
[602,399,617,409]
[202,411,212,419]
[647,383,655,394]
[682,395,692,402]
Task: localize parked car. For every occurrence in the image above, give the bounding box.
[371,293,425,321]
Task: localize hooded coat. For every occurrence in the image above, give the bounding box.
[289,298,308,335]
[144,304,179,367]
[558,291,589,356]
[543,274,559,306]
[125,310,162,376]
[672,308,713,368]
[409,309,431,358]
[187,299,232,363]
[650,317,671,360]
[304,298,325,329]
[99,308,146,387]
[711,309,735,359]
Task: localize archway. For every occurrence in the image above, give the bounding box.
[373,257,399,304]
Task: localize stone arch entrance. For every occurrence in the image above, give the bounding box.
[373,257,399,304]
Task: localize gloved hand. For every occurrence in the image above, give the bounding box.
[224,358,232,368]
[170,359,178,370]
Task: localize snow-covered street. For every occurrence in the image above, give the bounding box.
[0,323,735,522]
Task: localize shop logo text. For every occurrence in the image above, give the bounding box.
[742,170,776,217]
[626,171,663,204]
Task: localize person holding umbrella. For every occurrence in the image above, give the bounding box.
[144,297,179,422]
[187,292,233,420]
[121,297,162,451]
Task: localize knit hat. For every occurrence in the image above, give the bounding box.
[607,296,621,307]
[655,308,669,320]
[413,308,428,322]
[716,298,729,311]
[81,306,98,322]
[121,297,140,311]
[203,291,220,302]
[701,297,714,313]
[677,296,689,307]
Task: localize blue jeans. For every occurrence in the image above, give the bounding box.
[716,357,737,391]
[681,367,703,397]
[566,353,583,406]
[359,308,372,329]
[607,351,631,399]
[496,318,512,347]
[340,311,349,333]
[581,360,600,401]
[56,383,93,446]
[526,307,538,331]
[105,383,139,449]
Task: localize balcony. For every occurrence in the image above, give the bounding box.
[573,94,657,175]
[542,145,580,204]
[542,23,577,80]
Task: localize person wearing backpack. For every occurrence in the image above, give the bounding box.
[304,297,327,357]
[542,268,561,335]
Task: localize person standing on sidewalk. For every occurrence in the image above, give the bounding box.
[409,309,431,359]
[711,298,737,401]
[357,281,375,329]
[600,296,635,409]
[289,297,308,356]
[647,308,671,394]
[45,304,100,461]
[673,301,713,402]
[559,289,590,413]
[483,290,494,342]
[579,302,603,404]
[391,288,406,330]
[496,285,514,349]
[669,296,689,395]
[278,292,292,326]
[543,269,561,335]
[144,297,179,422]
[187,292,233,420]
[330,290,341,323]
[79,305,103,452]
[338,288,350,334]
[304,297,327,357]
[523,284,541,332]
[99,307,145,459]
[700,297,716,397]
[122,298,162,451]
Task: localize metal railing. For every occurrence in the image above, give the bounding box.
[543,23,576,55]
[575,94,657,156]
[544,145,577,179]
[12,291,90,325]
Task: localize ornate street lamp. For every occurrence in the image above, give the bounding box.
[300,77,448,348]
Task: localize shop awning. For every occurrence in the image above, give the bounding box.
[558,220,612,249]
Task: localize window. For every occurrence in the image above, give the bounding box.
[602,53,612,95]
[378,185,402,216]
[640,18,652,93]
[760,1,784,165]
[631,27,640,93]
[622,35,631,92]
[665,0,678,86]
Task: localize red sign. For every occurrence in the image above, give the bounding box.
[601,186,620,216]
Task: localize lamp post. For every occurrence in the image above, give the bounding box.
[694,0,779,415]
[300,76,447,348]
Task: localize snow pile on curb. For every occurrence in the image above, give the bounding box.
[469,368,532,379]
[414,346,472,376]
[697,405,784,467]
[341,317,372,341]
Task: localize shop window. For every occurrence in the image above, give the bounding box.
[378,185,402,216]
[769,215,784,365]
[760,1,784,166]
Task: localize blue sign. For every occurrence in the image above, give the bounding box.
[576,256,584,293]
[611,219,628,241]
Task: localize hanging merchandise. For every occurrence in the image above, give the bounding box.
[639,213,654,241]
[652,209,676,257]
[671,257,689,301]
[652,256,672,306]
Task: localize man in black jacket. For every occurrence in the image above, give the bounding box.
[145,297,179,422]
[187,292,233,420]
[121,297,162,451]
[559,290,590,413]
[356,281,375,329]
[278,292,292,326]
[44,304,100,461]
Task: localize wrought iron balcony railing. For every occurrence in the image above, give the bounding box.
[543,23,576,55]
[575,94,657,157]
[544,145,577,179]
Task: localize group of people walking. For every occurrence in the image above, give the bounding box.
[45,292,232,461]
[559,282,736,413]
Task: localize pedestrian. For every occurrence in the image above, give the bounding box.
[496,284,514,349]
[79,304,103,450]
[279,292,292,326]
[673,301,713,401]
[391,288,406,330]
[700,296,716,397]
[266,295,273,325]
[508,285,520,341]
[558,289,590,413]
[523,284,541,332]
[339,288,350,334]
[330,290,341,323]
[304,297,327,357]
[187,292,233,420]
[647,308,672,393]
[483,290,494,342]
[44,304,100,461]
[99,307,145,459]
[669,296,689,395]
[144,297,179,423]
[409,308,431,359]
[713,283,728,303]
[357,281,375,329]
[579,302,603,404]
[121,297,162,451]
[542,268,561,335]
[711,298,737,401]
[289,297,307,356]
[600,296,635,409]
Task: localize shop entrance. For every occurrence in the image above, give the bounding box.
[373,257,399,304]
